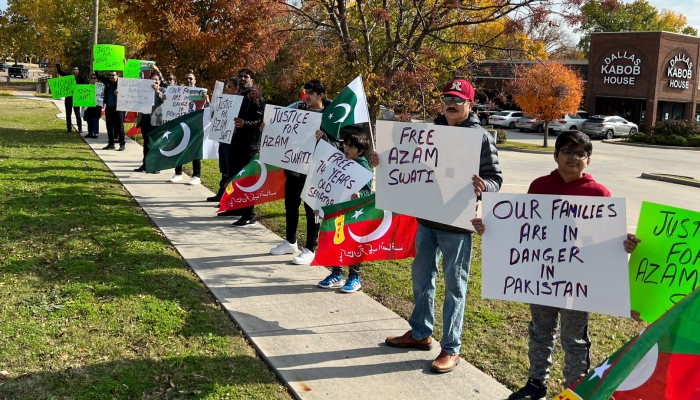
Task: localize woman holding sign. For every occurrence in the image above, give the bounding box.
[83,74,103,139]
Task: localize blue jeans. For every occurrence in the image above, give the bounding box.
[408,223,472,355]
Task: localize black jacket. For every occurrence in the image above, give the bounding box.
[56,64,87,99]
[232,88,265,153]
[417,111,503,234]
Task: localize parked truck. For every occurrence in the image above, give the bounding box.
[8,64,29,78]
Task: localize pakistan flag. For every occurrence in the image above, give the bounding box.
[145,109,218,173]
[321,76,371,139]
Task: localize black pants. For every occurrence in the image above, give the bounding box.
[65,97,82,132]
[175,160,201,177]
[332,265,361,276]
[139,115,155,168]
[228,146,256,219]
[105,106,125,146]
[284,172,319,251]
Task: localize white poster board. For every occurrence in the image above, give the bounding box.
[207,94,243,144]
[201,108,219,160]
[302,140,374,213]
[162,86,190,122]
[259,104,322,174]
[95,82,105,107]
[116,78,155,113]
[211,81,224,104]
[481,193,630,316]
[375,120,482,230]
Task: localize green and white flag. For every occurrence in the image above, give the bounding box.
[145,109,219,173]
[321,76,370,139]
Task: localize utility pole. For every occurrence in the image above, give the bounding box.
[90,0,99,73]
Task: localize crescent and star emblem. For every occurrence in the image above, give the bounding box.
[332,103,351,124]
[348,211,392,243]
[159,122,191,157]
[236,160,268,192]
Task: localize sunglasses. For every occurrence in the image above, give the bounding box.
[166,77,174,81]
[238,75,250,79]
[91,77,98,80]
[185,77,194,81]
[441,96,467,106]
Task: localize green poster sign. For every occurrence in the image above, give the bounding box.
[629,201,700,323]
[93,44,125,71]
[73,84,96,107]
[48,75,76,99]
[123,59,154,78]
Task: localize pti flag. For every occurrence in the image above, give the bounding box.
[320,76,370,139]
[145,109,217,173]
[218,155,286,212]
[556,287,700,400]
[312,194,418,266]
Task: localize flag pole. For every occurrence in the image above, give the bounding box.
[359,75,376,147]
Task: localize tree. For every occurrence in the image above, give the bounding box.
[577,0,698,56]
[509,62,584,147]
[114,0,288,88]
[275,0,583,122]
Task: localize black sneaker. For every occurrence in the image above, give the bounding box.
[206,194,222,202]
[232,216,256,227]
[218,210,242,217]
[508,378,547,400]
[102,144,115,150]
[83,133,93,138]
[134,166,146,172]
[118,145,126,151]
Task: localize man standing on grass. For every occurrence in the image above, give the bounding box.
[378,78,503,373]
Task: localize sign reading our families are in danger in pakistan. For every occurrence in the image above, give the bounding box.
[480,193,631,317]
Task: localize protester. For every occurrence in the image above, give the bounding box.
[269,79,332,263]
[471,130,641,399]
[83,73,103,139]
[317,130,373,293]
[227,68,265,227]
[97,71,126,151]
[378,78,503,374]
[134,65,165,173]
[55,62,87,134]
[208,77,239,203]
[169,71,209,185]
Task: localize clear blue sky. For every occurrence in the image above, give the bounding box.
[0,0,698,35]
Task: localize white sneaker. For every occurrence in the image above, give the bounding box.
[187,176,201,185]
[292,248,315,265]
[270,240,298,255]
[169,174,183,183]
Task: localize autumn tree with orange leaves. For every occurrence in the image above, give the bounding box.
[509,62,584,147]
[113,0,288,88]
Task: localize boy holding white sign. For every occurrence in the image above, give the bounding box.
[380,78,503,374]
[471,131,641,399]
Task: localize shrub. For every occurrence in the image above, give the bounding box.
[654,134,687,146]
[628,132,652,144]
[496,130,507,144]
[651,120,700,138]
[687,135,700,147]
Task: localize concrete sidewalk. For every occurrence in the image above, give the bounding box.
[36,95,512,400]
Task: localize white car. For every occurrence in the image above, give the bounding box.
[488,111,524,129]
[547,111,590,133]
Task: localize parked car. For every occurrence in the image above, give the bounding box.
[515,115,544,132]
[547,110,590,133]
[476,110,500,125]
[488,110,524,129]
[0,62,9,72]
[581,116,638,139]
[8,64,29,78]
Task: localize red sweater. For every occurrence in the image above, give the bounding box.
[528,170,611,197]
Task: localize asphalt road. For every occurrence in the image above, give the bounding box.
[499,129,700,229]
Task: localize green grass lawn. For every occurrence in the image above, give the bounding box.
[0,97,291,400]
[499,141,555,152]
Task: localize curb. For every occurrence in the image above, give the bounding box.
[640,173,700,188]
[498,146,552,155]
[602,139,700,151]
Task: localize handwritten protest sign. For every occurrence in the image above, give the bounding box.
[123,59,154,79]
[629,202,700,323]
[161,86,190,122]
[259,104,322,174]
[211,81,224,104]
[95,82,105,107]
[72,85,95,107]
[481,193,630,316]
[375,120,482,230]
[207,94,243,144]
[93,44,125,71]
[302,140,374,214]
[48,75,76,99]
[116,78,155,113]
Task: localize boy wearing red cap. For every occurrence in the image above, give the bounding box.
[379,78,503,373]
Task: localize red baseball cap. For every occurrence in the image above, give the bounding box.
[442,79,475,101]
